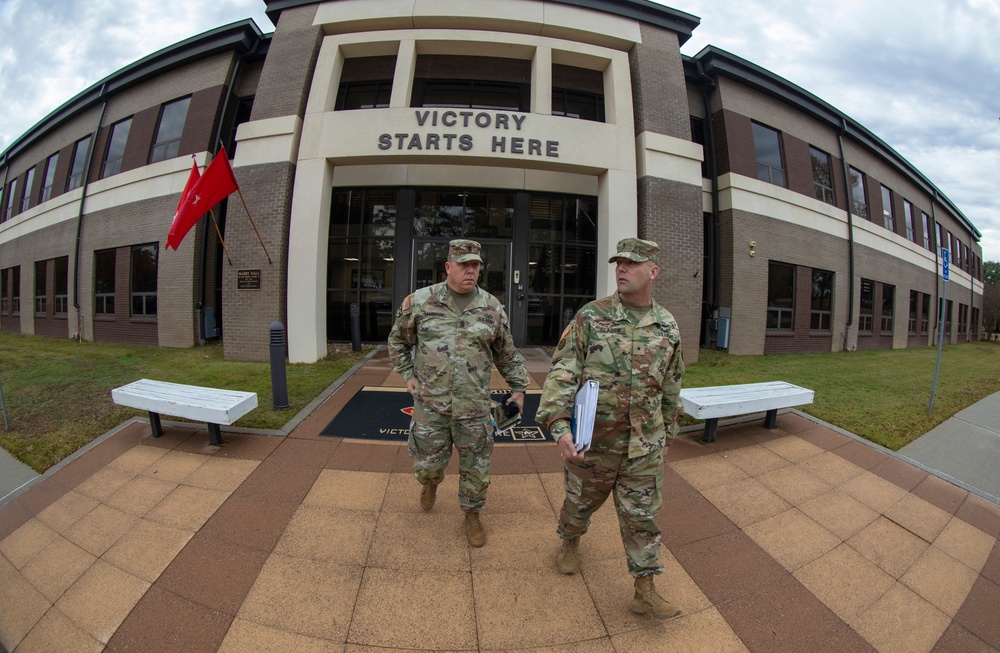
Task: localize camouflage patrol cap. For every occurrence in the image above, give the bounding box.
[609,238,659,265]
[448,239,483,263]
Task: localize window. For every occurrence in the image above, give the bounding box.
[94,249,116,315]
[945,300,953,335]
[411,55,530,111]
[67,135,91,191]
[766,261,794,330]
[552,64,605,123]
[34,260,46,315]
[335,81,393,110]
[0,268,8,314]
[2,179,14,222]
[130,244,158,316]
[102,117,132,178]
[936,223,943,255]
[21,167,35,212]
[920,293,930,334]
[40,153,59,203]
[947,231,954,258]
[810,269,833,330]
[859,279,874,332]
[809,146,835,205]
[150,97,191,164]
[54,256,68,315]
[958,303,968,335]
[334,55,396,111]
[972,307,980,337]
[752,122,785,186]
[881,185,895,232]
[551,88,605,123]
[10,267,20,314]
[414,79,527,111]
[908,290,918,334]
[903,200,915,242]
[881,284,894,333]
[849,167,868,219]
[224,96,254,154]
[921,212,931,250]
[691,117,708,178]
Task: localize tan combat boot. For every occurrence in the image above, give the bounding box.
[420,483,437,511]
[630,575,681,620]
[556,537,580,575]
[465,511,486,547]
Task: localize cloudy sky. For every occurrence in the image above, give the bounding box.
[1,0,997,262]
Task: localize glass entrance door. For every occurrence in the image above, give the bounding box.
[411,240,511,313]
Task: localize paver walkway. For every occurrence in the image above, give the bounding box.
[1,347,999,652]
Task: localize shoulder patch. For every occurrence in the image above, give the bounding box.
[401,294,412,312]
[559,323,571,342]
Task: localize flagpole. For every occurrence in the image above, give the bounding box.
[236,188,272,264]
[209,208,233,266]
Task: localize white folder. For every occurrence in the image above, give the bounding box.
[571,379,599,452]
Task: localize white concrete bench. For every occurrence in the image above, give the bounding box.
[680,381,814,443]
[111,379,258,445]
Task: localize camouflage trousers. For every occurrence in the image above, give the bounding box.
[408,400,494,512]
[558,447,665,577]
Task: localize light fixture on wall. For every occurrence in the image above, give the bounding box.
[749,241,757,257]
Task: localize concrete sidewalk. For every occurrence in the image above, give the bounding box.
[1,348,999,652]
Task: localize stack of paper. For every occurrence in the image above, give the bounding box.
[571,379,599,452]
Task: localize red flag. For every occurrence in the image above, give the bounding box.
[165,161,200,250]
[165,146,239,251]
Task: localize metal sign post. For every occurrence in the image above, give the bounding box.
[928,249,949,415]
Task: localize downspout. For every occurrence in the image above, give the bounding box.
[836,119,855,351]
[700,69,720,322]
[73,82,109,341]
[930,192,940,343]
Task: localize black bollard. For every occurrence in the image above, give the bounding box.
[269,321,289,409]
[350,302,361,351]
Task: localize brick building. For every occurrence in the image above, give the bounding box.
[0,0,984,363]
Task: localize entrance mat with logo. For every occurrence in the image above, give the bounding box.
[320,387,552,443]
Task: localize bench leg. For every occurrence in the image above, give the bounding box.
[700,418,719,443]
[148,412,163,437]
[764,409,778,429]
[207,423,222,446]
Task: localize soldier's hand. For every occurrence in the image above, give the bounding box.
[506,391,525,415]
[406,378,417,396]
[558,433,585,463]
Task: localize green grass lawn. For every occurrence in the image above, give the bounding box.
[0,332,371,472]
[1,330,997,473]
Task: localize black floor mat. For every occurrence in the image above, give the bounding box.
[320,388,551,443]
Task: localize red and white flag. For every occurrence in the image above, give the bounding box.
[165,146,239,250]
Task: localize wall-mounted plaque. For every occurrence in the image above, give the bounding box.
[237,269,261,290]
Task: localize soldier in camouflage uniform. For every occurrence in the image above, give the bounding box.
[537,238,684,619]
[388,239,529,547]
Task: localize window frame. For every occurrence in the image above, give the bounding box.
[67,135,91,191]
[921,212,931,250]
[102,117,133,179]
[859,279,874,333]
[880,283,895,334]
[94,248,116,316]
[551,87,606,123]
[752,122,786,187]
[34,260,47,315]
[902,199,915,242]
[53,256,68,315]
[130,243,158,317]
[766,260,795,331]
[810,268,833,331]
[149,97,191,164]
[40,152,59,203]
[335,80,393,111]
[809,146,836,205]
[881,185,895,232]
[2,179,14,222]
[21,167,35,212]
[849,167,868,219]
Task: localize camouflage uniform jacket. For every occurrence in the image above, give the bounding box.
[537,292,684,459]
[388,281,529,420]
